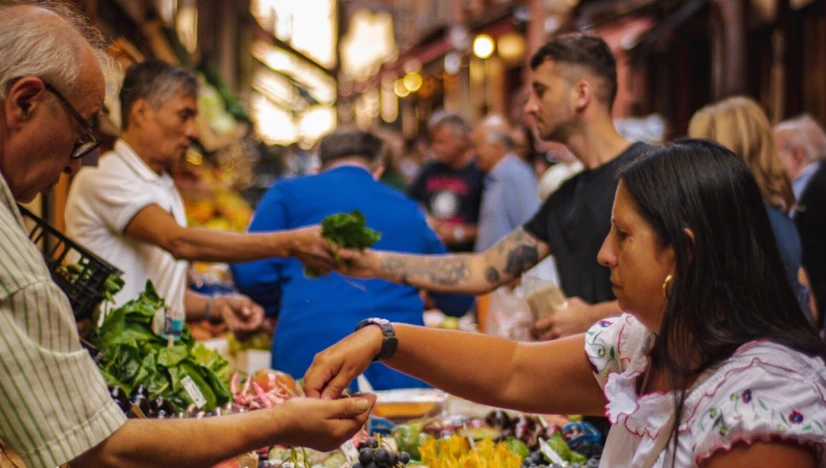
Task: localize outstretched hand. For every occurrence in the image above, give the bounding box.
[304,327,384,400]
[274,393,377,452]
[288,226,338,275]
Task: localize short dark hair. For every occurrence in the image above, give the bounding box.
[529,34,618,107]
[120,59,199,130]
[318,129,384,166]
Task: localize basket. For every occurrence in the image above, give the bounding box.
[18,205,123,322]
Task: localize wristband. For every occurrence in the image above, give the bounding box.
[203,297,221,324]
[355,318,398,362]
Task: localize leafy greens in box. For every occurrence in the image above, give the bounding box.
[94,280,231,412]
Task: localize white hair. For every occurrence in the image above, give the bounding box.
[775,114,826,163]
[479,114,514,148]
[0,1,120,102]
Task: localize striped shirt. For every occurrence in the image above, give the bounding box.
[0,173,125,467]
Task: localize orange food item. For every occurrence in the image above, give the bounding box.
[252,369,296,394]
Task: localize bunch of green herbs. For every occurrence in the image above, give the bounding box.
[305,210,382,277]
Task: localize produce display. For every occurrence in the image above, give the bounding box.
[95,281,232,413]
[305,210,382,277]
[82,264,603,468]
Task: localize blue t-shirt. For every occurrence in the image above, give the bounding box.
[231,166,474,390]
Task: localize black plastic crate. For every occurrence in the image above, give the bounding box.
[18,205,123,322]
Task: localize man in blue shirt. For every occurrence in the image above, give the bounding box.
[471,117,540,252]
[232,129,474,390]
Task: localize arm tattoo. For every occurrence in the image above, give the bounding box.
[504,245,539,277]
[485,266,501,284]
[379,255,472,287]
[499,229,541,277]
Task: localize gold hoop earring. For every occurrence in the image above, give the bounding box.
[662,274,674,300]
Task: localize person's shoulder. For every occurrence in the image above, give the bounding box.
[687,342,826,464]
[626,141,658,156]
[586,314,653,383]
[77,152,130,184]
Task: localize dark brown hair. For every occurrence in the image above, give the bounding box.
[529,33,618,107]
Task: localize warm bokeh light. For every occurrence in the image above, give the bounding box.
[394,78,410,98]
[250,0,338,68]
[472,34,495,59]
[403,72,423,93]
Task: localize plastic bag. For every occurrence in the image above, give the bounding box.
[484,287,534,341]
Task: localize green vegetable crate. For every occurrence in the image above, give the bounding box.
[18,205,124,322]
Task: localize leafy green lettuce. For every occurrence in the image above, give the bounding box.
[94,280,231,411]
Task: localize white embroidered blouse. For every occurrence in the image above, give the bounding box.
[586,314,826,467]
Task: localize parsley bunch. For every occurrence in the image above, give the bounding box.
[305,210,382,277]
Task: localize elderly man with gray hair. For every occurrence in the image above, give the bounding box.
[470,116,540,252]
[0,3,374,467]
[775,115,826,330]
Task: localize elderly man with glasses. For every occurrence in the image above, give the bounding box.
[0,3,374,468]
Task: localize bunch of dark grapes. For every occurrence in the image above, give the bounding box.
[353,437,411,468]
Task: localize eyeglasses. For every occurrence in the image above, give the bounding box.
[43,83,103,159]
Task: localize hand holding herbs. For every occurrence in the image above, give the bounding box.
[305,210,381,277]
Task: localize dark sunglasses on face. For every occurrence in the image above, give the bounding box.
[43,82,103,159]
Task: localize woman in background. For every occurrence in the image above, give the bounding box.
[689,96,812,321]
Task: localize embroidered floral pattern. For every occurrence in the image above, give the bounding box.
[695,390,826,440]
[585,329,617,374]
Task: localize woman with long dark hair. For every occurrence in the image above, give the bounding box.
[304,140,826,466]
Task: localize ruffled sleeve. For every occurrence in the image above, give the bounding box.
[585,313,653,389]
[688,342,826,465]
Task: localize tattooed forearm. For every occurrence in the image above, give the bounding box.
[504,245,539,277]
[485,266,501,284]
[378,254,472,289]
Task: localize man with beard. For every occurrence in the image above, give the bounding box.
[336,34,653,340]
[66,60,335,332]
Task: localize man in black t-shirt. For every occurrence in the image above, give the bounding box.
[337,34,650,339]
[408,112,485,252]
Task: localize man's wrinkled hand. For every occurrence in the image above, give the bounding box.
[213,294,265,336]
[304,326,384,400]
[273,394,377,452]
[289,226,338,275]
[532,297,595,341]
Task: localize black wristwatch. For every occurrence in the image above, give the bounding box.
[355,318,398,362]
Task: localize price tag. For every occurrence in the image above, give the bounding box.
[182,376,207,408]
[340,439,359,465]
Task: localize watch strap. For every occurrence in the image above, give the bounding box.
[355,318,398,362]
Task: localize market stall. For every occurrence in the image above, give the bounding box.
[21,202,600,468]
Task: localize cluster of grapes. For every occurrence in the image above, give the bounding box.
[522,451,601,468]
[108,385,173,418]
[353,437,411,468]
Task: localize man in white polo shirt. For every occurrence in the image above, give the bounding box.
[67,59,336,332]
